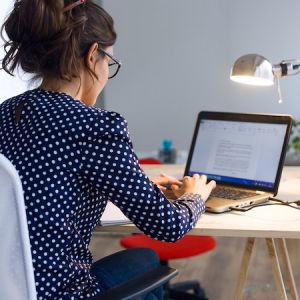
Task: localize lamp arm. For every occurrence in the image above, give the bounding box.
[273,60,300,77]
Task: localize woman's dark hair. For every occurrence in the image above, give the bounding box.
[1,0,116,81]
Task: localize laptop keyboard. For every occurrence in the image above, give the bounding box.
[210,187,257,200]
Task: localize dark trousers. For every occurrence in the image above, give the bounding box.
[90,248,163,300]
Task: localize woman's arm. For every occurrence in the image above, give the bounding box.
[80,110,213,242]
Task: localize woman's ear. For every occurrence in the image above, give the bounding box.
[85,42,99,70]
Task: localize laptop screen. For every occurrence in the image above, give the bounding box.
[185,112,292,192]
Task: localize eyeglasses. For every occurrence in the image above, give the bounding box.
[99,48,122,79]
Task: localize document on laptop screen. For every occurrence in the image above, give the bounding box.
[188,120,288,189]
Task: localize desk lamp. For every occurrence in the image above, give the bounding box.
[230,53,300,103]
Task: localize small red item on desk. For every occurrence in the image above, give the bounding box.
[139,158,162,165]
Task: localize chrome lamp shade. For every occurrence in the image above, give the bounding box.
[230,54,274,86]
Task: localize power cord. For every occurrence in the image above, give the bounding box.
[229,198,300,212]
[270,197,300,206]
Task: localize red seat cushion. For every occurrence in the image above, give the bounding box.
[120,234,216,261]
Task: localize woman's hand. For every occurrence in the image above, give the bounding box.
[172,174,216,202]
[151,173,182,192]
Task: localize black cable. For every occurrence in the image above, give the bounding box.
[270,197,300,205]
[229,200,300,212]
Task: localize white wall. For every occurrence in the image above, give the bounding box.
[1,1,299,151]
[0,0,27,102]
[103,0,300,152]
[227,0,300,115]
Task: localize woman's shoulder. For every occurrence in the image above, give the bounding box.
[89,106,126,123]
[0,89,32,107]
[86,106,129,136]
[1,88,129,136]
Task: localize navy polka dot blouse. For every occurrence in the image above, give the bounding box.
[0,89,205,299]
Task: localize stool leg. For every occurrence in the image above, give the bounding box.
[277,238,299,300]
[234,237,255,300]
[266,238,288,300]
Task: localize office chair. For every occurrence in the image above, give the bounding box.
[120,159,217,300]
[0,153,37,300]
[95,266,178,300]
[121,235,216,300]
[0,153,177,300]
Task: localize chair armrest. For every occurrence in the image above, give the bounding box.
[94,266,178,300]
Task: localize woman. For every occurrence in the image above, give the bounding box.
[0,0,216,299]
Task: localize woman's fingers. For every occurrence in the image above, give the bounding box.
[160,173,182,184]
[199,174,207,182]
[154,173,216,201]
[156,184,167,191]
[171,184,179,192]
[207,180,216,190]
[151,173,182,186]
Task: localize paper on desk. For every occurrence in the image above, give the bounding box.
[100,201,131,226]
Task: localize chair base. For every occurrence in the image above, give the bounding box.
[161,260,209,300]
[164,280,209,300]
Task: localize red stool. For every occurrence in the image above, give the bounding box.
[120,234,216,300]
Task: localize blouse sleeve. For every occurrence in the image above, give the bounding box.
[80,110,205,242]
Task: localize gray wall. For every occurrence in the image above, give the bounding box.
[102,0,300,152]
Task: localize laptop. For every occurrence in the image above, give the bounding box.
[184,111,293,213]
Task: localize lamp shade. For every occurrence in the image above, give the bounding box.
[230,54,274,86]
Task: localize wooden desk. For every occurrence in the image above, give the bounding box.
[98,165,300,300]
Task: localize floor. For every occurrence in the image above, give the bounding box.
[90,233,300,300]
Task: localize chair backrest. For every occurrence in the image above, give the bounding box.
[0,154,37,300]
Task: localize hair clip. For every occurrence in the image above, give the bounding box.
[63,0,86,12]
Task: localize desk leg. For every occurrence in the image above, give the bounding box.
[277,238,299,300]
[234,237,255,300]
[266,238,288,300]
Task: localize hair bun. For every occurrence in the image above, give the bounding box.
[1,0,116,81]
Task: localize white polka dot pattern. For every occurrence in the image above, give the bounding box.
[0,89,205,299]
